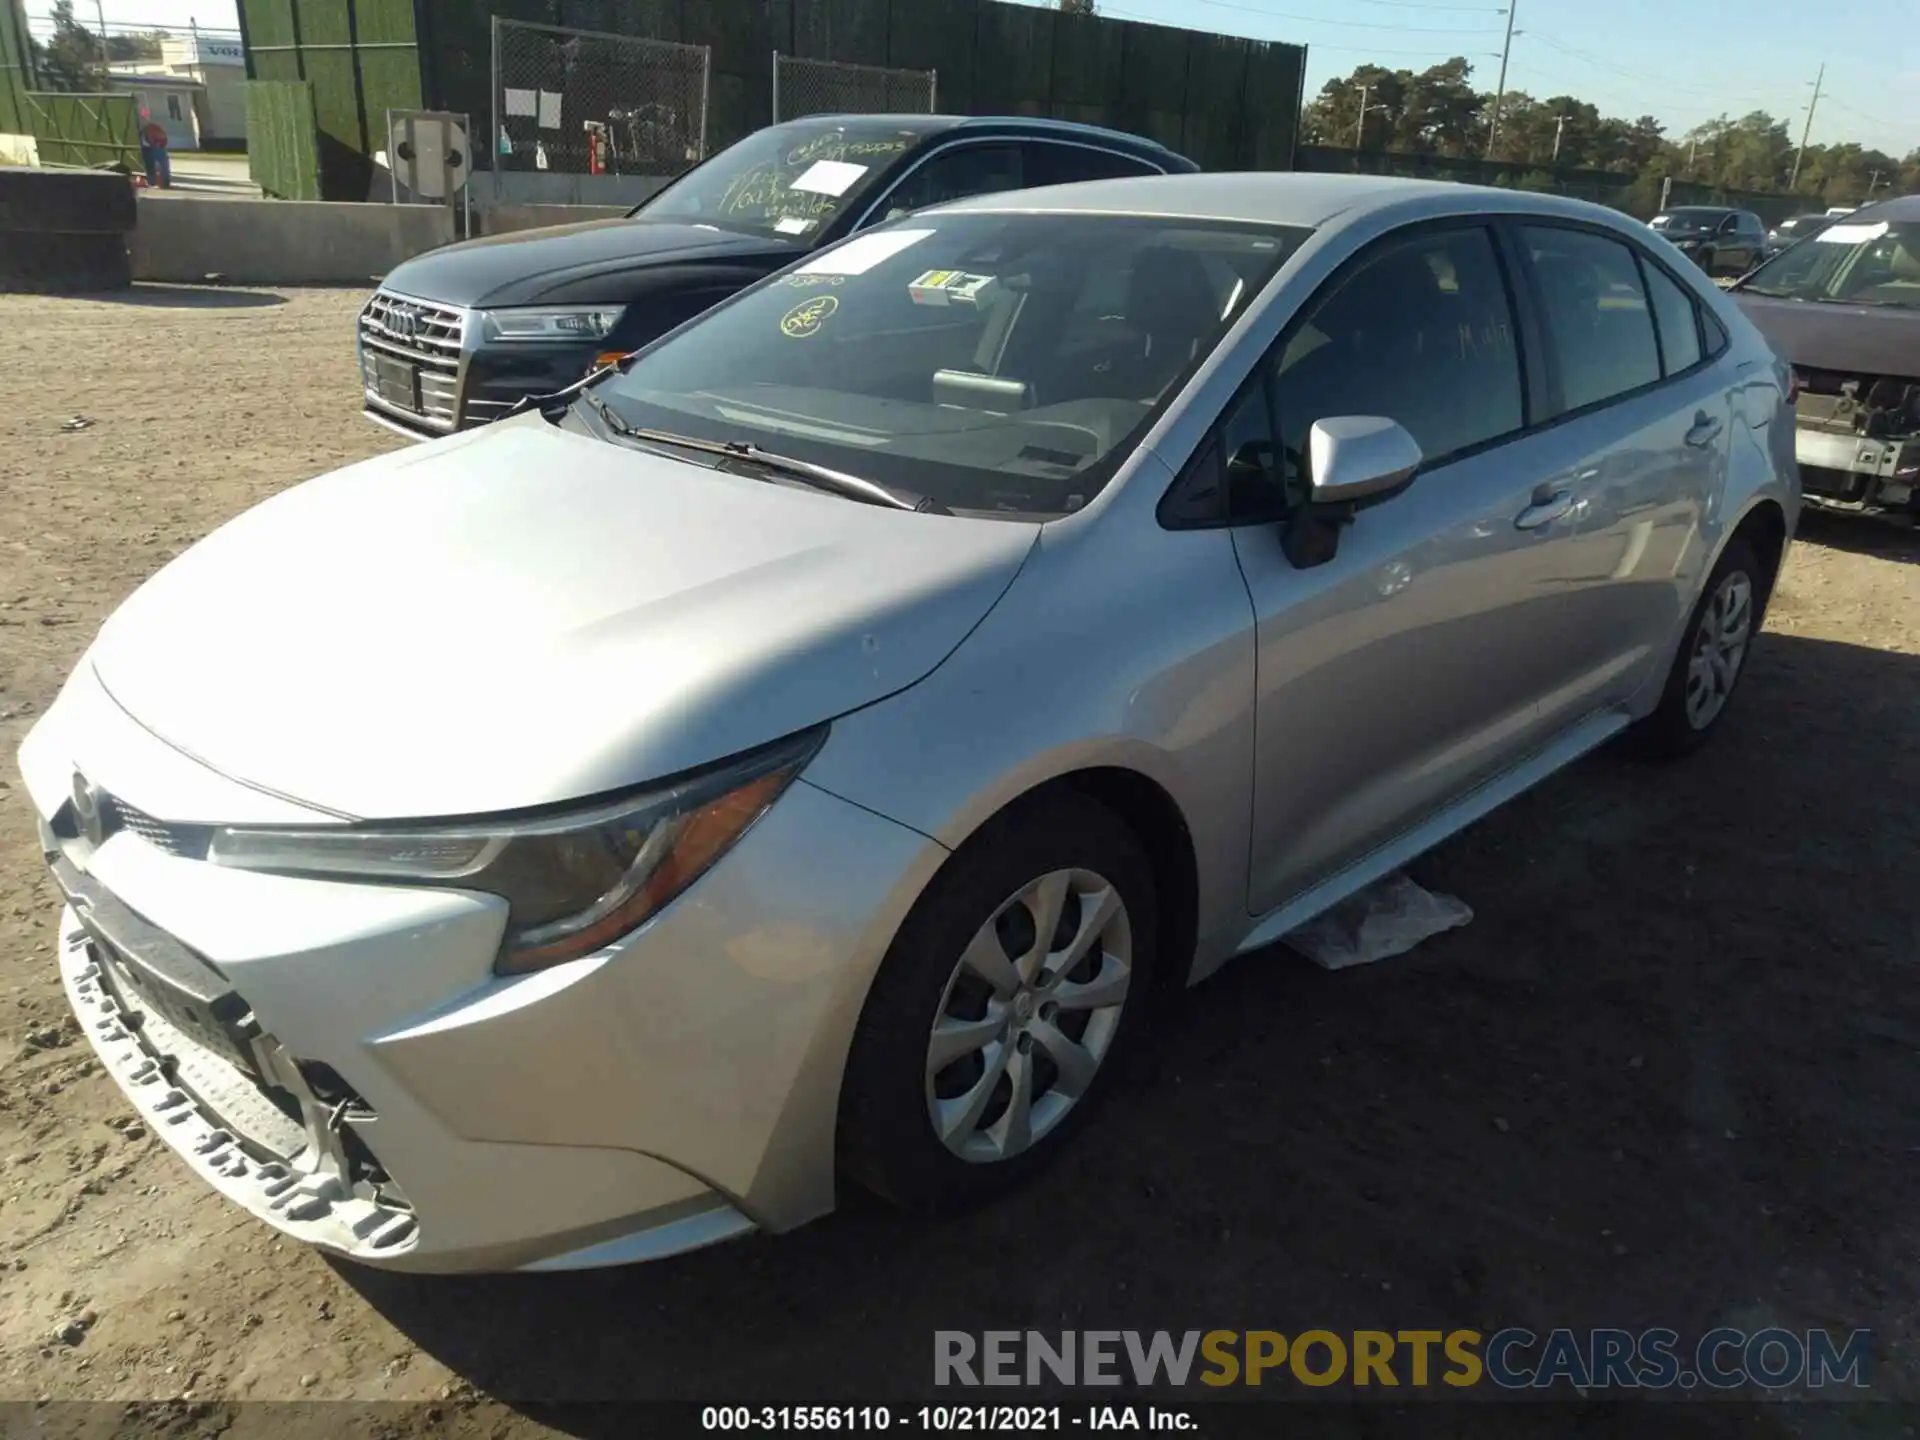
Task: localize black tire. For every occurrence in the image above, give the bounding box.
[838,792,1159,1210]
[0,230,131,294]
[1619,537,1768,760]
[0,166,137,235]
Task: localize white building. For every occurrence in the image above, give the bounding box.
[110,31,248,148]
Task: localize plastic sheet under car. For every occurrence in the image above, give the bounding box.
[1283,872,1474,970]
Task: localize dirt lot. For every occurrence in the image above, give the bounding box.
[1,286,1918,1432]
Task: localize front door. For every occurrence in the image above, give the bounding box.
[1228,222,1612,915]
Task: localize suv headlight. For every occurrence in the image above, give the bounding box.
[205,728,824,974]
[478,305,627,343]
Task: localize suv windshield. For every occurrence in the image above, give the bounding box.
[592,212,1310,516]
[1739,218,1920,307]
[637,120,926,241]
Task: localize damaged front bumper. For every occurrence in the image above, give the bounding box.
[1793,389,1920,515]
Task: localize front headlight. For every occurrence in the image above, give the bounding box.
[205,727,824,974]
[478,305,627,343]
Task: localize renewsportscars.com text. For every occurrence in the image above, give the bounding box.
[934,1328,1871,1391]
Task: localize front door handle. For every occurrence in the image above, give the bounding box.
[1685,411,1724,447]
[1515,487,1574,530]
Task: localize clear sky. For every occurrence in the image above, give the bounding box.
[31,0,1917,157]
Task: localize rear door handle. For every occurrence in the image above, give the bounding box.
[1514,486,1574,530]
[1685,411,1724,447]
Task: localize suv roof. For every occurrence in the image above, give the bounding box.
[779,112,1198,169]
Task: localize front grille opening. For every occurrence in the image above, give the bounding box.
[296,1059,412,1212]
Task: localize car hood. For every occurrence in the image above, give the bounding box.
[1733,291,1920,379]
[379,218,803,308]
[87,419,1037,820]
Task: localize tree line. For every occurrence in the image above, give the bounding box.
[29,1,171,93]
[1302,56,1919,205]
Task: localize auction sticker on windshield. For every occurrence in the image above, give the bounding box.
[794,228,934,277]
[1819,222,1890,244]
[790,159,869,197]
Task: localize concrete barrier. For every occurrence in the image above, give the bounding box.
[477,203,631,236]
[129,193,457,284]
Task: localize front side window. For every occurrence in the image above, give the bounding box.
[1738,219,1920,309]
[594,213,1309,517]
[637,120,922,241]
[1522,225,1661,412]
[1024,143,1162,187]
[1272,225,1524,478]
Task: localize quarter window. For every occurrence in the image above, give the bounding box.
[1522,226,1661,412]
[1639,259,1703,377]
[1272,225,1523,478]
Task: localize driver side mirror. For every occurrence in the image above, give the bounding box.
[1281,416,1422,569]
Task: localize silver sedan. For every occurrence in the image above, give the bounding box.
[17,173,1799,1272]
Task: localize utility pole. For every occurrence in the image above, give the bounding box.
[94,0,110,74]
[1686,134,1697,174]
[1551,113,1566,163]
[1484,0,1517,158]
[1354,83,1370,148]
[1867,168,1882,196]
[1788,62,1824,192]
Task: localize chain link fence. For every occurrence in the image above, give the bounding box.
[492,18,709,184]
[771,54,936,124]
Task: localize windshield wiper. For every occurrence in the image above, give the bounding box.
[574,398,948,514]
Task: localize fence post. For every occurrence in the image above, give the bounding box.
[700,47,711,157]
[771,49,780,124]
[929,69,938,113]
[490,15,501,204]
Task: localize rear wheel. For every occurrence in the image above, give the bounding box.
[1620,537,1765,759]
[838,794,1157,1209]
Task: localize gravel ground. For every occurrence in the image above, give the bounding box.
[1,285,1917,1434]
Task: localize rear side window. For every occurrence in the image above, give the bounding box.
[1702,308,1730,359]
[1522,226,1661,412]
[1025,143,1162,187]
[1272,224,1523,472]
[1639,260,1703,377]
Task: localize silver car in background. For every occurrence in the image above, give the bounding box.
[18,174,1798,1273]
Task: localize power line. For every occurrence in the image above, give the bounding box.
[1522,31,1780,105]
[1347,0,1509,11]
[1190,0,1503,33]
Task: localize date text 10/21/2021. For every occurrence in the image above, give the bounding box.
[702,1407,1192,1431]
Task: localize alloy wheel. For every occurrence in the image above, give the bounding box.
[1684,569,1753,730]
[924,868,1133,1164]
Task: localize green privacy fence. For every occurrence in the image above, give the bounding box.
[237,0,423,200]
[246,79,322,199]
[238,0,1305,199]
[23,93,140,169]
[0,0,34,136]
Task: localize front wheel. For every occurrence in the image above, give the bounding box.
[837,794,1158,1209]
[1620,537,1766,760]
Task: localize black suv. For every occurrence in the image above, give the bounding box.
[357,114,1197,439]
[1647,206,1768,277]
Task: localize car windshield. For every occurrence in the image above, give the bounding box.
[591,212,1310,517]
[1739,218,1920,306]
[1651,209,1726,232]
[636,120,925,241]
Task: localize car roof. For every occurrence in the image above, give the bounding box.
[765,112,1192,164]
[928,170,1629,230]
[1847,192,1920,222]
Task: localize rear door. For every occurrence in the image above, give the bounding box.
[1507,222,1728,724]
